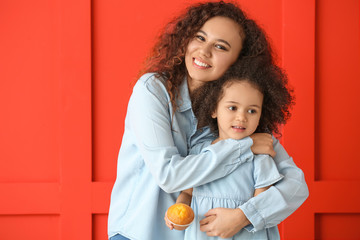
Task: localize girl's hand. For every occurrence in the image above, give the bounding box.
[164,214,190,231]
[199,208,250,238]
[250,133,276,157]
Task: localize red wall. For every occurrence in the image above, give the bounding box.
[0,0,359,239]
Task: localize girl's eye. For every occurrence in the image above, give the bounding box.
[215,44,227,51]
[228,106,237,111]
[248,109,257,114]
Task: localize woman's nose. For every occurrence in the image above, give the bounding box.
[199,44,212,57]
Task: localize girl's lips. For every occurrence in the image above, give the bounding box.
[232,126,246,132]
[193,58,211,69]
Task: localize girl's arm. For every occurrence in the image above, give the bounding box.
[200,138,308,237]
[176,188,193,205]
[128,74,260,193]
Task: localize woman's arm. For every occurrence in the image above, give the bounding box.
[200,138,308,236]
[128,74,256,193]
[240,138,309,231]
[253,153,283,196]
[253,187,270,197]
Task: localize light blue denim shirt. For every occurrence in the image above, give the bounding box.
[108,73,309,240]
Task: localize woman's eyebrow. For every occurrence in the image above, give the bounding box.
[198,30,232,48]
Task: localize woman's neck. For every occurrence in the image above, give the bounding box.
[187,75,204,94]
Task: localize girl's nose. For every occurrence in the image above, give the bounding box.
[236,111,247,122]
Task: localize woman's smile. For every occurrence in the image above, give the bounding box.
[185,16,244,92]
[193,58,211,68]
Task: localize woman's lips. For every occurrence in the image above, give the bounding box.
[193,58,211,69]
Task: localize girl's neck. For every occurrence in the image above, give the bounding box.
[212,138,221,144]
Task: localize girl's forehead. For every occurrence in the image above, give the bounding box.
[226,78,261,91]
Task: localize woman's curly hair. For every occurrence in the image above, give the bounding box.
[191,57,295,137]
[141,1,274,112]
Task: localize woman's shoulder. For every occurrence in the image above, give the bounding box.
[130,73,171,107]
[137,73,166,88]
[135,73,168,95]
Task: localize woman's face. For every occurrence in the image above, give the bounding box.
[185,16,244,92]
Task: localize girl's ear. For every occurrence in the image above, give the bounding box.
[211,111,217,119]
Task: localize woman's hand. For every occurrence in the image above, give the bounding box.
[250,133,276,157]
[199,208,250,238]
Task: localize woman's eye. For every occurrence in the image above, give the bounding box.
[215,44,227,51]
[196,35,205,41]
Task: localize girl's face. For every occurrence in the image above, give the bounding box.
[185,16,244,92]
[212,80,263,141]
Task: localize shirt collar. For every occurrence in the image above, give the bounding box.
[176,76,192,112]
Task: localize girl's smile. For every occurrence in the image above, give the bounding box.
[232,125,246,133]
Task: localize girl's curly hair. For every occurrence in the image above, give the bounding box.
[141,1,274,112]
[191,57,295,137]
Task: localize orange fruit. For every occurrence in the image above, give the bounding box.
[166,203,194,230]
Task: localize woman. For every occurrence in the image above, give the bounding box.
[108,1,308,240]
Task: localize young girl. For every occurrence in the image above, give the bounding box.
[165,57,295,239]
[108,1,308,240]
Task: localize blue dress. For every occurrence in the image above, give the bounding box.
[185,144,283,240]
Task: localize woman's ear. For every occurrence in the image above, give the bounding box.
[211,111,217,119]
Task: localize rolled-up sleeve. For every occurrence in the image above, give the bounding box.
[239,138,309,232]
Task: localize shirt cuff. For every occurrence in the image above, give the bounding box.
[239,200,265,233]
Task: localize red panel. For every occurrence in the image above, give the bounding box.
[58,0,92,237]
[92,182,113,213]
[0,0,92,239]
[92,214,108,240]
[315,0,360,181]
[0,215,59,239]
[0,183,60,214]
[282,0,315,238]
[283,0,360,239]
[0,0,59,182]
[315,213,360,240]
